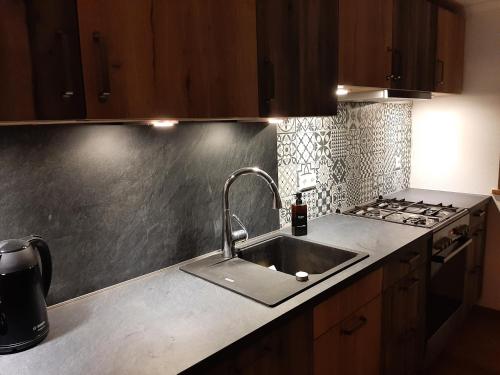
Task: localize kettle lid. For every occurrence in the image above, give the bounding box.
[0,239,29,254]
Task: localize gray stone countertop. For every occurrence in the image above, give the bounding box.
[386,188,490,209]
[0,214,429,375]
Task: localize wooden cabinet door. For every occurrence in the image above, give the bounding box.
[382,266,426,375]
[392,0,437,91]
[0,0,85,122]
[314,296,382,375]
[256,0,338,117]
[77,0,156,119]
[152,0,259,118]
[339,0,393,88]
[0,0,36,121]
[465,230,485,307]
[435,6,465,93]
[27,0,85,120]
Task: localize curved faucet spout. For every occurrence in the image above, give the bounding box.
[222,167,282,259]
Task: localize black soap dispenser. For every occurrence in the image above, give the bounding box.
[291,191,308,236]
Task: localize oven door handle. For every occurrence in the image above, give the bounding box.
[432,238,472,264]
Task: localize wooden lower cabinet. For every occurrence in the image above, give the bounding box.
[382,265,426,375]
[199,309,313,375]
[314,296,382,375]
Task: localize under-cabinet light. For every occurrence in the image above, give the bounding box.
[150,120,178,127]
[336,85,349,96]
[267,118,285,125]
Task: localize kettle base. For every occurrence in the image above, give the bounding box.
[0,327,49,355]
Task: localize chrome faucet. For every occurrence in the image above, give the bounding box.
[222,167,282,259]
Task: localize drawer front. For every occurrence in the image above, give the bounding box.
[314,296,382,375]
[470,201,488,233]
[314,268,382,338]
[383,238,428,289]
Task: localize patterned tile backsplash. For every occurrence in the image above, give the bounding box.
[277,102,412,226]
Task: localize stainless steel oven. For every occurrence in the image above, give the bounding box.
[426,213,471,363]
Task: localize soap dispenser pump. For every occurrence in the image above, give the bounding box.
[291,191,308,236]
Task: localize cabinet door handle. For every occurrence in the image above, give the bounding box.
[92,31,111,103]
[341,316,367,335]
[400,277,420,291]
[400,251,421,265]
[263,58,275,103]
[56,30,75,100]
[389,48,402,81]
[474,210,486,217]
[436,59,445,85]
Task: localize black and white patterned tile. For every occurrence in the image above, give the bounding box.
[277,102,412,226]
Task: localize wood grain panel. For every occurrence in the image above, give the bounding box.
[314,296,382,375]
[77,0,156,119]
[26,0,86,120]
[0,0,36,121]
[153,0,259,118]
[313,269,382,338]
[339,0,393,88]
[256,0,338,117]
[435,6,465,93]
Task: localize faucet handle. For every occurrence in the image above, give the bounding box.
[231,214,249,243]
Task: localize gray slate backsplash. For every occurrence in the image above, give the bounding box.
[277,102,412,225]
[0,102,412,304]
[0,122,279,305]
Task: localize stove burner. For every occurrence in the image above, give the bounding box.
[344,196,465,228]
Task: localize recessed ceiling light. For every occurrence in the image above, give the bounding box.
[150,120,178,128]
[336,85,349,96]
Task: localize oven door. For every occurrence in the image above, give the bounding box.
[427,237,472,339]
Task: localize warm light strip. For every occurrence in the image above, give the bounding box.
[150,120,178,127]
[267,118,285,125]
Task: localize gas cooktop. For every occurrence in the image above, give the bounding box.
[343,196,467,228]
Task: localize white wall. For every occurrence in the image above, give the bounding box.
[411,0,500,194]
[412,0,500,310]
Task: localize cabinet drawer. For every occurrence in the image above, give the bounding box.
[383,239,428,289]
[314,295,382,375]
[314,269,382,338]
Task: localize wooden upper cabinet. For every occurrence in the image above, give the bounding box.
[0,0,85,122]
[434,6,465,93]
[0,0,36,121]
[391,0,437,91]
[339,0,444,92]
[27,0,86,120]
[152,0,259,118]
[339,0,393,88]
[256,0,338,117]
[78,0,259,119]
[77,0,156,119]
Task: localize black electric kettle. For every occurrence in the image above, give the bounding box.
[0,235,52,354]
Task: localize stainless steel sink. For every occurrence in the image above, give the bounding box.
[180,235,368,306]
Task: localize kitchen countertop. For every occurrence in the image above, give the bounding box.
[0,213,430,375]
[386,188,491,209]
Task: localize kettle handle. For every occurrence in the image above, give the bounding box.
[26,235,52,298]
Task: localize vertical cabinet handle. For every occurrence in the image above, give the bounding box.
[393,49,402,81]
[56,30,75,100]
[341,316,367,335]
[387,48,402,81]
[436,59,445,86]
[92,31,111,103]
[264,58,275,103]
